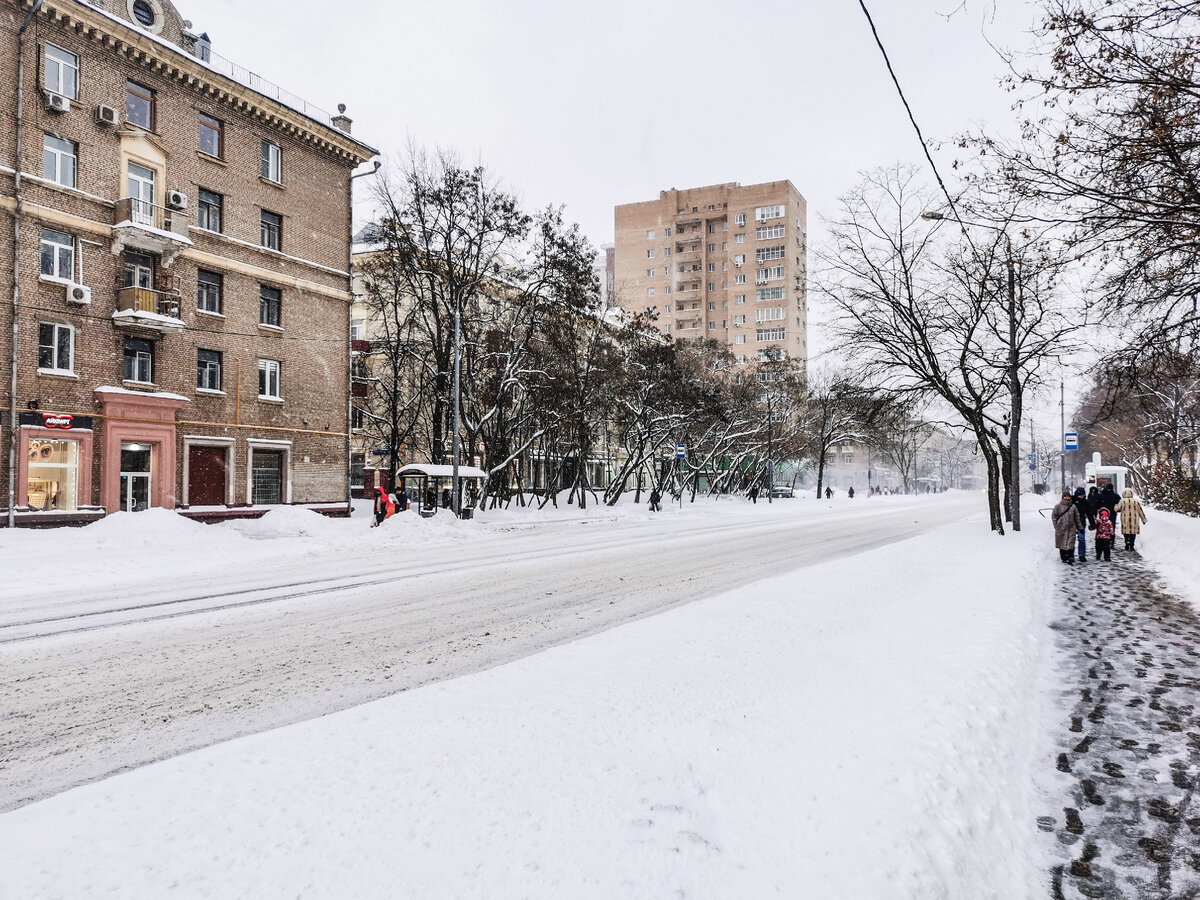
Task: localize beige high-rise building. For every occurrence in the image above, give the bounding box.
[613,181,807,368]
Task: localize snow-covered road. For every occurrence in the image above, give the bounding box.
[1,494,975,812]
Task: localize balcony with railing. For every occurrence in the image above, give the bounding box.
[112,199,192,266]
[113,278,185,334]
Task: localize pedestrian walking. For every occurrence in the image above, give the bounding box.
[1090,482,1119,523]
[824,486,833,499]
[370,487,394,527]
[396,486,410,512]
[1052,490,1083,564]
[848,486,855,499]
[1114,488,1148,551]
[749,483,760,504]
[1094,508,1115,561]
[1072,487,1094,562]
[648,487,662,512]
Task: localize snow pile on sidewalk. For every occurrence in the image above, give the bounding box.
[0,507,1057,899]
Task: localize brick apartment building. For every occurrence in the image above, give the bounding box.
[0,0,375,523]
[613,181,808,369]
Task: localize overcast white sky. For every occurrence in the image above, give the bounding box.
[179,0,1040,250]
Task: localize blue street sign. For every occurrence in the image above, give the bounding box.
[371,449,392,456]
[1064,432,1079,451]
[675,444,686,459]
[1027,453,1037,462]
[1029,464,1037,471]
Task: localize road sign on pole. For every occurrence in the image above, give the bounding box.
[676,444,686,459]
[1064,432,1079,451]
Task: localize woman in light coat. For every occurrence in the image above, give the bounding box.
[1052,490,1083,564]
[1114,488,1148,551]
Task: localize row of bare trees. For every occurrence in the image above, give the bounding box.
[355,150,933,509]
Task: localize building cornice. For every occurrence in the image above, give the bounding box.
[23,0,378,167]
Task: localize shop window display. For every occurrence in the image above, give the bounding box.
[27,438,79,511]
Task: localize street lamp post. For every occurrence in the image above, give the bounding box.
[922,211,1021,532]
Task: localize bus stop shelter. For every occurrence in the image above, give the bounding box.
[396,464,488,518]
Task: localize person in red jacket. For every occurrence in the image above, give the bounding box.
[371,487,395,527]
[1094,508,1115,561]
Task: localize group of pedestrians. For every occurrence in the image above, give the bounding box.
[1051,483,1148,564]
[370,485,411,527]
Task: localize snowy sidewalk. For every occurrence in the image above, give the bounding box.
[1043,548,1200,898]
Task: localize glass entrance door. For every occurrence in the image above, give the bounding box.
[120,442,152,511]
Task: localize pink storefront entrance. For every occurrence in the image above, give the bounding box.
[94,388,187,514]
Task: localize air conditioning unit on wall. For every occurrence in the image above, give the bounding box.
[166,190,188,211]
[44,92,71,114]
[65,282,91,305]
[95,104,119,126]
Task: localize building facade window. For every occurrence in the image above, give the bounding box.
[646,249,655,259]
[734,315,746,325]
[43,134,77,188]
[39,227,74,281]
[757,286,786,301]
[260,210,282,251]
[258,359,281,399]
[646,230,655,239]
[197,189,222,232]
[350,319,365,340]
[735,294,746,304]
[755,266,785,284]
[125,81,155,130]
[260,140,282,182]
[647,287,655,297]
[198,114,223,158]
[196,269,223,313]
[123,337,153,383]
[132,0,156,26]
[44,44,79,99]
[755,205,784,222]
[735,274,746,285]
[734,213,746,226]
[259,285,281,327]
[37,322,73,373]
[756,327,786,342]
[196,348,222,391]
[27,436,80,511]
[646,268,655,277]
[756,307,785,323]
[756,224,786,241]
[756,245,786,262]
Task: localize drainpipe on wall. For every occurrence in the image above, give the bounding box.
[9,0,46,528]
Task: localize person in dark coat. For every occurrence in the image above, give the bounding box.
[1090,483,1119,524]
[648,487,662,512]
[396,487,410,512]
[1052,490,1083,563]
[847,486,855,499]
[749,483,760,504]
[1072,487,1094,562]
[824,486,832,499]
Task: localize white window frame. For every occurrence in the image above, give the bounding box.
[37,321,74,374]
[734,213,746,226]
[735,274,746,285]
[350,319,365,341]
[646,249,655,259]
[39,228,75,282]
[736,234,746,244]
[757,287,785,302]
[734,315,746,325]
[735,335,747,345]
[45,44,79,100]
[261,140,282,183]
[43,134,77,188]
[246,439,292,505]
[756,224,786,241]
[755,205,784,222]
[258,358,282,400]
[755,266,785,284]
[756,307,785,323]
[756,327,786,342]
[756,245,786,262]
[647,287,655,297]
[197,348,223,392]
[646,230,655,240]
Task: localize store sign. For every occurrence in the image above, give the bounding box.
[19,412,93,430]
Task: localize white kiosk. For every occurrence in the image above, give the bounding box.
[1084,452,1128,495]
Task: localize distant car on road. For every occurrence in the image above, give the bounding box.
[769,486,795,498]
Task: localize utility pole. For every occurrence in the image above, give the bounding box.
[1060,378,1066,493]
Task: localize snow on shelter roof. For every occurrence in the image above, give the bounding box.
[396,464,488,480]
